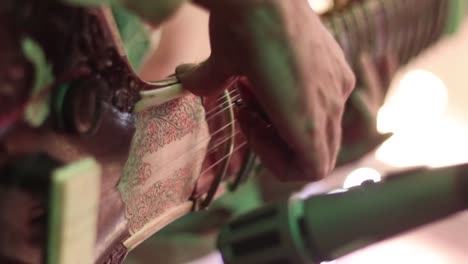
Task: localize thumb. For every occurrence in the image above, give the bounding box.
[176,58,234,97]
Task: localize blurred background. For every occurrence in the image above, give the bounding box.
[289,6,468,263]
[126,1,468,263]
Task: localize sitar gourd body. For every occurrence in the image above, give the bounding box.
[0,0,459,263]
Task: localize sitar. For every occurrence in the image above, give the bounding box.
[0,0,461,263]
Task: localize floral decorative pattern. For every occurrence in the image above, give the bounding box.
[119,94,208,233]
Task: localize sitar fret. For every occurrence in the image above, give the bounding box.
[325,0,451,71]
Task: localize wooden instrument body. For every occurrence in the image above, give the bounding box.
[0,2,249,263]
[0,0,454,263]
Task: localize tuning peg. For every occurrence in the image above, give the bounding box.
[52,77,106,136]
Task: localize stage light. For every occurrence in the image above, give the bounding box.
[343,168,382,189]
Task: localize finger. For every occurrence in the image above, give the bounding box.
[359,52,385,108]
[381,51,399,89]
[237,107,324,182]
[238,80,332,180]
[325,112,341,171]
[349,90,377,126]
[176,58,235,97]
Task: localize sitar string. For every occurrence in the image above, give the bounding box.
[155,118,240,171]
[205,94,240,118]
[136,87,249,184]
[204,93,241,118]
[208,88,240,105]
[205,129,241,154]
[199,140,249,176]
[147,96,242,171]
[157,90,245,173]
[205,96,242,122]
[140,126,243,181]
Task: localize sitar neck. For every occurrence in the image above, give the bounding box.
[324,0,452,71]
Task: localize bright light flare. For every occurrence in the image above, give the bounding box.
[338,238,451,264]
[185,252,223,264]
[343,168,382,189]
[376,119,468,168]
[327,189,348,194]
[377,70,448,135]
[375,69,468,168]
[308,0,334,14]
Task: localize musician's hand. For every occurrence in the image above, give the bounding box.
[338,52,397,166]
[177,0,355,181]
